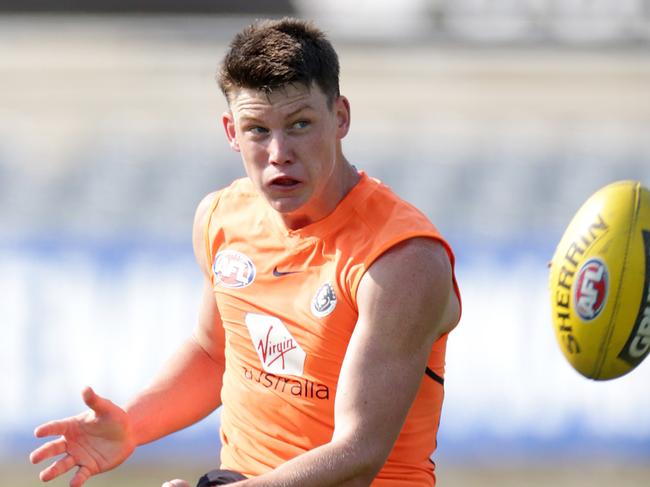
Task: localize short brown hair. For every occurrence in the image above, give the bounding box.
[217,18,340,107]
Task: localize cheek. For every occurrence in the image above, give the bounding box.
[303,133,336,165]
[239,142,267,170]
[238,156,263,187]
[315,141,338,174]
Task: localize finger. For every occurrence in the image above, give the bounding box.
[39,454,76,482]
[81,386,114,416]
[30,437,67,464]
[70,465,93,487]
[34,419,70,438]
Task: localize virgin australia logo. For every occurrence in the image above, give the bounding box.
[245,313,306,376]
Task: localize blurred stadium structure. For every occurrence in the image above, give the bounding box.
[1,1,650,485]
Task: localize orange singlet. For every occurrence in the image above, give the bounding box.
[204,171,460,486]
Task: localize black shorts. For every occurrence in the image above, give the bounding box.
[196,469,247,486]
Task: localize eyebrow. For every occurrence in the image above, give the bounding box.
[238,104,315,124]
[285,105,315,119]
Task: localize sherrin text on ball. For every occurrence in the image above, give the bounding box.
[549,180,650,380]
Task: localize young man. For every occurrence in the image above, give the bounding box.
[30,18,461,487]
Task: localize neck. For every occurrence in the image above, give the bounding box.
[280,160,359,230]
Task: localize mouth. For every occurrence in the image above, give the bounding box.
[269,175,302,189]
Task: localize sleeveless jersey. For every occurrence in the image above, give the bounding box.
[204,171,460,486]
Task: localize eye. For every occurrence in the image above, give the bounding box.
[249,126,269,135]
[291,120,310,130]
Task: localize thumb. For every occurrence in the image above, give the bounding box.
[81,386,115,416]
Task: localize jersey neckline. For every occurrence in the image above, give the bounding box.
[264,170,376,244]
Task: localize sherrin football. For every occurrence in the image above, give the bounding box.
[549,180,650,380]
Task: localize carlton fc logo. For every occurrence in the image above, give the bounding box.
[311,282,337,318]
[213,249,256,288]
[574,258,608,321]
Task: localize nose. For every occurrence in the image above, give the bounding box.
[267,132,292,165]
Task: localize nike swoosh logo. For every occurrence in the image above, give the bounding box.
[272,266,301,277]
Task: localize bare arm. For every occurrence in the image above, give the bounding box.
[126,284,224,445]
[231,237,460,486]
[30,191,225,486]
[127,190,225,444]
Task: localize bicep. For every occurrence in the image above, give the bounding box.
[332,238,458,462]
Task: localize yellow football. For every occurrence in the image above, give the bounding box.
[549,180,650,380]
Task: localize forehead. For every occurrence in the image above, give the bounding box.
[228,83,329,118]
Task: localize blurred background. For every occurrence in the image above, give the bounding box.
[1,1,649,486]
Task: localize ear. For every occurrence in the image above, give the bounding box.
[335,96,351,139]
[222,111,240,152]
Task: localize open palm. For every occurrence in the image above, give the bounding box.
[30,387,136,487]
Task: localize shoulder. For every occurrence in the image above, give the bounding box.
[194,191,221,226]
[364,237,453,290]
[190,178,258,274]
[341,174,456,307]
[192,190,222,275]
[191,178,255,234]
[358,237,460,337]
[353,175,436,236]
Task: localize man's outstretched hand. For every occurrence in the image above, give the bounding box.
[30,386,136,487]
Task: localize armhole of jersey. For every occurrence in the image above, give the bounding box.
[203,191,223,278]
[349,232,462,318]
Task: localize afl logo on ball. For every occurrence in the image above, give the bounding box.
[213,249,256,288]
[311,282,337,318]
[574,258,608,321]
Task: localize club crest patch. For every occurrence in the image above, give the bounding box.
[213,249,256,288]
[311,282,337,318]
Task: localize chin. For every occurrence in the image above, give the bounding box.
[269,196,306,215]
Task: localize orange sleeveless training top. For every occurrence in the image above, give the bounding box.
[204,171,460,486]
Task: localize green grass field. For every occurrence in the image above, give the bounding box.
[5,460,650,487]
